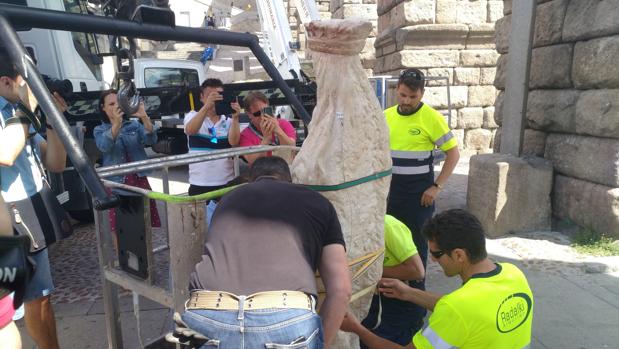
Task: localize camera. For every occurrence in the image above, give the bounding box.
[43,75,73,99]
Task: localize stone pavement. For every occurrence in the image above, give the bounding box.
[17,155,619,348]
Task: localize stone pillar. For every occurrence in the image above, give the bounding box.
[374,0,503,153]
[467,154,553,237]
[492,0,619,237]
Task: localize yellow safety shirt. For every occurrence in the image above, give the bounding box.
[383,215,418,267]
[413,263,534,349]
[385,103,457,176]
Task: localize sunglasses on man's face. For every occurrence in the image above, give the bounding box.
[252,110,263,117]
[430,249,447,259]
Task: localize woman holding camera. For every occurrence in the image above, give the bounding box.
[239,91,296,165]
[93,90,161,232]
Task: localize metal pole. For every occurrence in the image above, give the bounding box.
[233,155,240,177]
[0,4,311,123]
[97,145,299,179]
[446,76,453,127]
[161,167,170,247]
[0,15,118,210]
[249,39,312,124]
[93,207,123,349]
[499,0,537,156]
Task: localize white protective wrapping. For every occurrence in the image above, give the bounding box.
[291,18,392,349]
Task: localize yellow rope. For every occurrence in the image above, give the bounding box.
[316,247,384,305]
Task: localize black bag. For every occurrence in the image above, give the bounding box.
[4,136,73,252]
[9,183,73,252]
[0,235,36,309]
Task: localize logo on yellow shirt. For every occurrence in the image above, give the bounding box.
[496,293,532,333]
[408,128,421,136]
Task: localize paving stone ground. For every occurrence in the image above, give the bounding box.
[16,154,619,348]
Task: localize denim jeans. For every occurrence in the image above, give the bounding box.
[182,307,323,349]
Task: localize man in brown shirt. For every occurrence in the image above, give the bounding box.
[182,156,351,349]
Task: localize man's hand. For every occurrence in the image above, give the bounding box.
[230,99,241,118]
[264,114,284,135]
[203,91,223,111]
[421,185,440,207]
[17,79,39,113]
[340,311,362,334]
[261,117,275,138]
[165,312,209,347]
[51,92,68,113]
[378,278,413,302]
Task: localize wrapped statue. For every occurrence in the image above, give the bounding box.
[291,18,392,349]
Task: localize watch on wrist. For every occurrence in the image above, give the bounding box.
[433,182,443,190]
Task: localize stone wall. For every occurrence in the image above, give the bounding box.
[493,0,619,237]
[374,0,503,152]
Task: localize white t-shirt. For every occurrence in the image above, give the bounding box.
[184,111,234,186]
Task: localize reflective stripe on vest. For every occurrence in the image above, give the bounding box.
[390,150,432,175]
[422,326,457,349]
[435,131,455,147]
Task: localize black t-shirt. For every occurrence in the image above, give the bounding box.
[190,178,345,296]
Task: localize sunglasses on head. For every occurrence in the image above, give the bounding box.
[430,249,447,259]
[400,69,424,81]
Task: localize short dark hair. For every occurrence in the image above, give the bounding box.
[249,156,292,182]
[98,89,117,123]
[0,47,19,80]
[422,209,487,263]
[200,78,223,91]
[398,68,425,91]
[243,90,268,111]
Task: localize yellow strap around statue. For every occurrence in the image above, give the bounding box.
[316,247,384,305]
[349,248,384,282]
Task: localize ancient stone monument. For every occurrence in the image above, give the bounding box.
[291,18,391,349]
[492,0,619,237]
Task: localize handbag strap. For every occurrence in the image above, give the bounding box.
[29,137,50,187]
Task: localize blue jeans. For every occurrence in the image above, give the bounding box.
[182,307,323,349]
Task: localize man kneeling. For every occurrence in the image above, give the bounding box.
[179,156,351,349]
[341,209,534,349]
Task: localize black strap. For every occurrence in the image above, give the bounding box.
[15,102,42,133]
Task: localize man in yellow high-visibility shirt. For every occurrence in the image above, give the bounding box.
[384,68,460,341]
[341,209,534,349]
[361,215,425,348]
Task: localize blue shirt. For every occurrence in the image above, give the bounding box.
[0,96,44,202]
[93,120,158,183]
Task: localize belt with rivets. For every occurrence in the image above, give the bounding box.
[186,290,314,311]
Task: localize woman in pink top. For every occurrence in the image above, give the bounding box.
[239,91,296,164]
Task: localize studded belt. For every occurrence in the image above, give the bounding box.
[185,290,315,311]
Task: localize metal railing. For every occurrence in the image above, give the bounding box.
[93,145,299,349]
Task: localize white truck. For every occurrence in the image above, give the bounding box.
[2,0,209,220]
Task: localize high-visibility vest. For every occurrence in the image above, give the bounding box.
[413,263,534,349]
[385,104,457,176]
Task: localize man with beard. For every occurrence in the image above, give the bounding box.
[364,68,460,346]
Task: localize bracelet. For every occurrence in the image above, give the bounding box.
[433,182,443,190]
